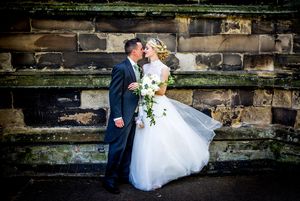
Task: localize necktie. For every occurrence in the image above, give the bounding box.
[133,64,140,81]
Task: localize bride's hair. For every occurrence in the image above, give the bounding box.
[147,38,170,61]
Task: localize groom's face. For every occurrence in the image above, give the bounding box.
[133,42,144,60]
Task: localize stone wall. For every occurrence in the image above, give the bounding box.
[0,1,299,176]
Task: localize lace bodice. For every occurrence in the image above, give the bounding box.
[143,60,170,80]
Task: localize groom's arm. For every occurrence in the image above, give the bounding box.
[109,65,124,120]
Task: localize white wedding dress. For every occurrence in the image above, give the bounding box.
[129,60,222,191]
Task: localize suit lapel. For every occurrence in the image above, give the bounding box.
[125,58,136,82]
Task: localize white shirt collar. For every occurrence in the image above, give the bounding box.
[127,56,137,67]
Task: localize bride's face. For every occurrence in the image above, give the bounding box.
[144,43,156,58]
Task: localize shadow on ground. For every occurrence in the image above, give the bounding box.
[1,172,300,201]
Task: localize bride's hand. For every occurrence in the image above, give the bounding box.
[128,82,139,90]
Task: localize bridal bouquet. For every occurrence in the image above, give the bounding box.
[134,74,174,127]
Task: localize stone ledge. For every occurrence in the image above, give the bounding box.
[1,125,299,177]
[1,160,299,177]
[0,71,299,89]
[0,2,298,17]
[1,125,299,144]
[1,127,105,143]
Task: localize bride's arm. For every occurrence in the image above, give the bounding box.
[155,67,170,96]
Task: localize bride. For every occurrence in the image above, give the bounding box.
[128,38,222,191]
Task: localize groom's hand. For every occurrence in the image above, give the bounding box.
[128,82,139,90]
[115,119,124,128]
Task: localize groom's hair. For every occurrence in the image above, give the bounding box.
[125,38,142,55]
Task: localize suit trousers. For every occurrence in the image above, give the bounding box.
[104,117,136,184]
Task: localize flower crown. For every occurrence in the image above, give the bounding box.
[148,38,168,53]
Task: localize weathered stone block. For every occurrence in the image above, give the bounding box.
[11,53,36,69]
[272,89,292,108]
[31,19,94,31]
[106,33,135,53]
[63,52,125,69]
[165,54,180,70]
[135,33,176,52]
[244,54,274,71]
[0,90,12,109]
[272,108,297,127]
[0,34,76,52]
[221,18,251,34]
[241,106,272,125]
[277,142,300,163]
[213,106,272,127]
[165,89,193,105]
[253,89,273,106]
[175,16,189,33]
[252,19,275,34]
[210,140,274,161]
[275,54,300,70]
[292,91,300,110]
[175,53,198,71]
[14,89,81,109]
[0,127,105,143]
[81,90,109,109]
[293,35,300,53]
[22,107,107,127]
[13,90,40,109]
[57,109,107,126]
[291,19,300,33]
[260,35,276,52]
[260,34,292,53]
[55,91,81,108]
[3,144,107,164]
[78,34,106,52]
[36,53,63,69]
[211,106,243,127]
[178,35,259,53]
[0,15,30,32]
[198,107,213,117]
[222,53,242,70]
[231,90,254,106]
[96,17,178,33]
[295,110,300,129]
[276,34,292,53]
[276,20,293,33]
[188,18,221,34]
[195,53,222,70]
[193,89,231,108]
[274,72,299,88]
[0,109,25,128]
[0,53,13,71]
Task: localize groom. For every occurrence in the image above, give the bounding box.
[103,38,144,194]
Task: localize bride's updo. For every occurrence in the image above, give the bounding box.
[147,38,170,61]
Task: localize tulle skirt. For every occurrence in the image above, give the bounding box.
[129,95,222,191]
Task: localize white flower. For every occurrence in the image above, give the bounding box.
[138,74,161,98]
[134,73,173,126]
[141,89,148,96]
[135,74,161,125]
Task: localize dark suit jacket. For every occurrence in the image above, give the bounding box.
[104,58,139,143]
